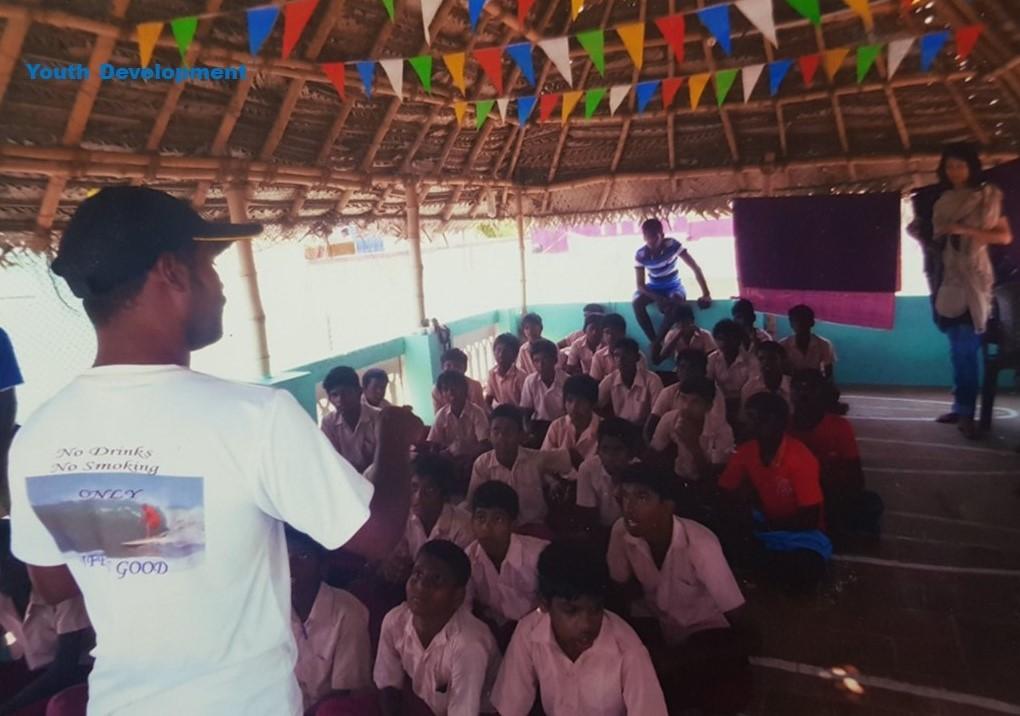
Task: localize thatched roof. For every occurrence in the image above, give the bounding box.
[0,0,1018,255]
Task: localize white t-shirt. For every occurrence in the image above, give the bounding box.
[9,365,375,716]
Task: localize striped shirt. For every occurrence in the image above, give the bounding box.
[635,237,686,293]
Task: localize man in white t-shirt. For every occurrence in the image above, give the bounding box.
[8,187,423,716]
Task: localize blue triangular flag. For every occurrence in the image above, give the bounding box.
[357,61,376,97]
[635,80,659,113]
[769,58,794,96]
[469,0,487,31]
[920,30,951,71]
[697,4,732,56]
[507,43,536,86]
[246,5,280,56]
[517,95,537,124]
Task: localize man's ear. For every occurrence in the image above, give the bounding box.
[152,252,192,294]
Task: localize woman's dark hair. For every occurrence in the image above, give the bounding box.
[937,142,983,189]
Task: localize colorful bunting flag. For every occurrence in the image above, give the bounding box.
[474,46,504,94]
[843,0,873,31]
[920,31,950,71]
[380,58,403,99]
[357,60,376,98]
[562,90,582,123]
[136,21,162,67]
[584,87,606,118]
[321,62,346,100]
[476,99,495,128]
[539,93,560,122]
[786,0,820,26]
[742,63,764,102]
[282,0,318,59]
[735,0,777,48]
[769,58,794,95]
[380,0,395,21]
[518,0,536,27]
[421,0,442,44]
[689,73,710,108]
[577,29,606,76]
[454,101,467,125]
[443,52,467,94]
[823,47,849,81]
[507,43,536,85]
[497,97,510,122]
[956,25,983,60]
[697,5,732,56]
[887,38,913,79]
[409,55,433,92]
[247,6,280,56]
[609,85,630,115]
[856,44,880,83]
[662,77,684,108]
[539,38,572,86]
[655,14,686,65]
[517,96,537,124]
[170,16,198,63]
[798,53,821,86]
[571,0,584,21]
[469,0,487,31]
[715,68,738,105]
[616,23,645,70]
[635,80,659,113]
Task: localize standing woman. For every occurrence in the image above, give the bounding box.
[931,143,1013,438]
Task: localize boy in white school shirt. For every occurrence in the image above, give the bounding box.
[597,338,664,427]
[320,365,380,474]
[780,304,837,377]
[486,334,527,409]
[589,314,645,382]
[732,298,773,351]
[557,304,606,350]
[575,418,642,531]
[431,348,487,416]
[542,375,602,463]
[565,314,604,376]
[520,339,569,445]
[515,313,545,375]
[361,368,392,411]
[650,377,734,483]
[428,371,490,460]
[707,319,758,427]
[740,341,793,423]
[651,303,717,365]
[491,540,667,716]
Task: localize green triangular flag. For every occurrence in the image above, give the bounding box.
[856,44,881,84]
[584,87,606,118]
[476,99,495,129]
[576,29,606,76]
[715,69,738,105]
[785,0,820,26]
[170,16,198,63]
[409,55,432,93]
[380,0,395,20]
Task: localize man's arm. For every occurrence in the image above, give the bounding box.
[0,389,15,515]
[27,565,80,605]
[634,267,664,303]
[952,218,1013,246]
[679,251,712,303]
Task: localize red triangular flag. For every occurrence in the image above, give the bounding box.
[956,25,982,60]
[661,77,684,108]
[321,62,346,100]
[518,0,536,26]
[798,53,821,86]
[473,46,504,94]
[282,0,318,59]
[539,93,560,122]
[655,14,686,65]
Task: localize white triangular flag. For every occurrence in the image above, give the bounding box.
[742,63,764,102]
[497,97,510,123]
[888,37,914,79]
[538,37,572,87]
[421,0,442,44]
[735,0,777,48]
[609,84,630,115]
[380,58,403,99]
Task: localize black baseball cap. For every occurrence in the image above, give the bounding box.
[52,186,262,300]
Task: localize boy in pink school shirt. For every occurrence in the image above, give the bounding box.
[650,377,734,483]
[652,303,717,365]
[320,366,379,474]
[515,313,545,375]
[732,298,773,351]
[565,313,604,376]
[740,341,792,425]
[557,304,606,349]
[486,334,527,409]
[431,348,487,416]
[361,368,391,411]
[597,338,664,427]
[542,375,601,463]
[520,339,568,425]
[779,304,837,377]
[707,320,758,427]
[589,313,646,382]
[575,417,642,531]
[646,349,725,442]
[428,371,490,460]
[491,541,668,716]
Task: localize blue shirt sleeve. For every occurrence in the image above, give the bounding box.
[0,328,23,391]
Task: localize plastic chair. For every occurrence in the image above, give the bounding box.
[980,282,1020,431]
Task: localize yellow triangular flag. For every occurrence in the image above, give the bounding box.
[843,0,873,31]
[689,72,710,109]
[823,47,850,82]
[136,21,163,67]
[453,101,467,125]
[561,90,582,124]
[616,23,645,70]
[571,0,584,20]
[443,52,467,95]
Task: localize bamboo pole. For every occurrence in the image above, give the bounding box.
[405,180,427,329]
[225,185,271,379]
[516,190,528,315]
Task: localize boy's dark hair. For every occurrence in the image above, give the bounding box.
[441,348,469,366]
[417,539,472,588]
[612,337,640,356]
[602,313,626,333]
[732,298,756,320]
[538,541,610,603]
[619,462,676,502]
[583,313,604,331]
[755,341,786,360]
[494,332,522,356]
[285,525,326,558]
[362,368,388,388]
[436,369,468,393]
[745,391,790,424]
[712,318,743,341]
[412,453,457,498]
[597,417,643,454]
[521,312,544,329]
[676,349,709,373]
[680,376,716,405]
[491,403,524,431]
[788,304,815,323]
[470,480,520,521]
[642,218,664,235]
[323,366,359,392]
[937,142,983,189]
[564,374,599,404]
[671,303,695,324]
[583,303,606,315]
[530,338,559,359]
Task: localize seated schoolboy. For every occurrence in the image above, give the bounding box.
[739,341,792,422]
[520,339,568,430]
[650,377,734,483]
[707,319,758,425]
[597,338,664,427]
[432,348,487,415]
[287,527,372,714]
[361,368,391,410]
[466,405,574,528]
[542,375,601,463]
[779,304,837,377]
[320,365,379,473]
[491,541,668,716]
[789,370,883,537]
[647,349,723,442]
[565,313,603,376]
[732,298,772,350]
[374,540,501,716]
[515,313,545,375]
[486,333,527,409]
[589,313,645,382]
[576,417,642,529]
[608,465,755,715]
[652,303,717,365]
[718,392,830,594]
[428,371,490,460]
[558,303,606,349]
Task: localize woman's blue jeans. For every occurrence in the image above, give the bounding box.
[946,323,982,418]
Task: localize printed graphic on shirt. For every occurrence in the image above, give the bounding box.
[26,472,205,577]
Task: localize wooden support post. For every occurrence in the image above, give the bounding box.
[406,181,427,329]
[225,185,271,379]
[516,190,528,315]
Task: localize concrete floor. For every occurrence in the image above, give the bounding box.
[745,388,1020,716]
